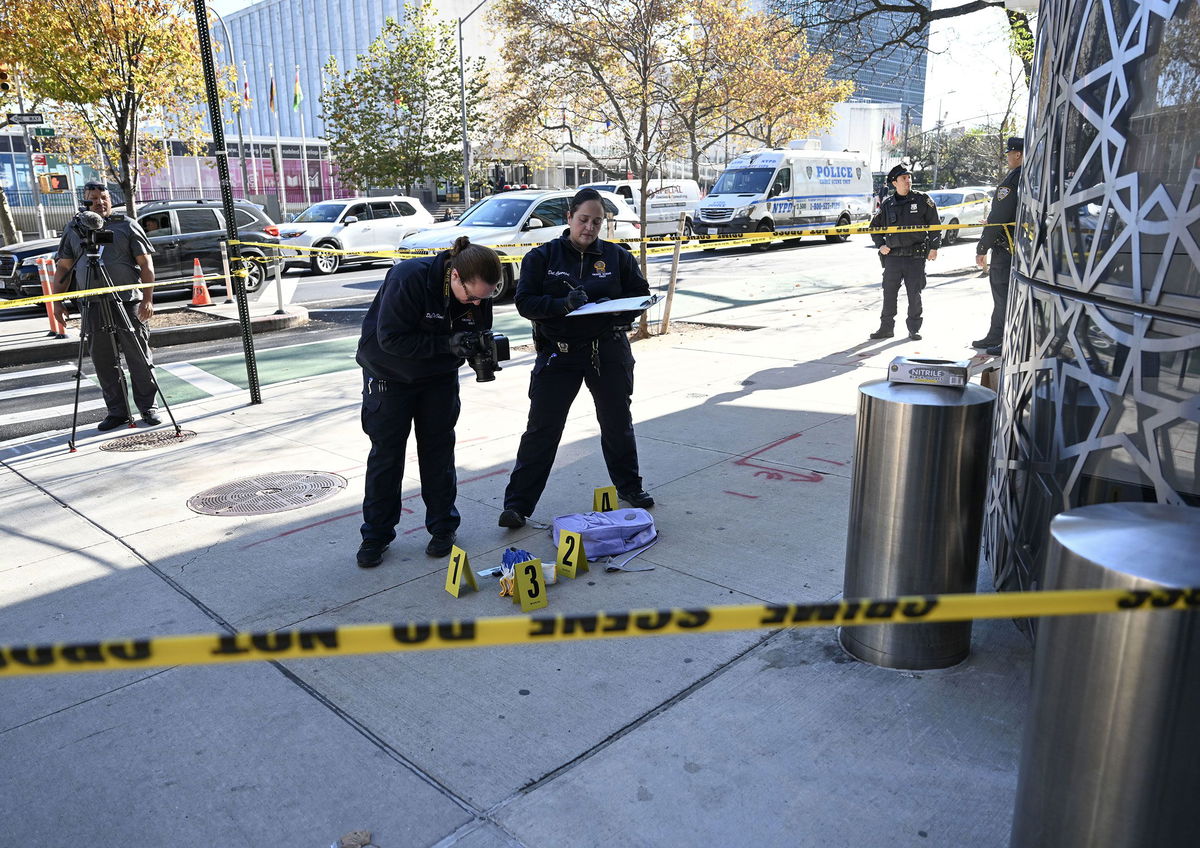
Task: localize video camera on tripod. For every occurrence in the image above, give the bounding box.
[70,207,115,254]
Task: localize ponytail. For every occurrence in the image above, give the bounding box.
[448,236,503,286]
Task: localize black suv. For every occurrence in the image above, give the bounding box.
[1,198,280,300]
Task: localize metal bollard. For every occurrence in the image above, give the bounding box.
[840,375,996,669]
[1009,503,1200,848]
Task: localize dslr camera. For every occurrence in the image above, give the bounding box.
[469,330,510,382]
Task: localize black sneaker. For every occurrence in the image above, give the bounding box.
[97,415,131,432]
[356,540,388,569]
[972,337,1000,349]
[140,408,162,426]
[908,332,922,341]
[869,329,894,340]
[498,509,526,529]
[620,490,655,508]
[425,531,456,558]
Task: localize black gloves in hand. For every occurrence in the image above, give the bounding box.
[595,297,611,304]
[449,331,480,358]
[565,288,588,311]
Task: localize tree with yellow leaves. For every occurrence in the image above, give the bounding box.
[0,0,231,214]
[667,0,851,179]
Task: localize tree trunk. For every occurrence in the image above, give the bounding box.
[0,190,19,244]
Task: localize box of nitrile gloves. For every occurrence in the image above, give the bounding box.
[888,356,970,387]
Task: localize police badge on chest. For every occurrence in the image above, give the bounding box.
[910,203,918,213]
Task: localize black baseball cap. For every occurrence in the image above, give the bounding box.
[887,164,911,183]
[1006,137,1025,153]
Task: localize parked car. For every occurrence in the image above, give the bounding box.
[135,198,281,293]
[579,178,702,238]
[399,189,642,300]
[279,195,434,274]
[0,198,280,300]
[929,187,993,244]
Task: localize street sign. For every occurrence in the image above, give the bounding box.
[31,153,46,166]
[6,112,43,125]
[33,127,55,137]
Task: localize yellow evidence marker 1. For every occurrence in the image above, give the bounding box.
[512,557,549,612]
[556,529,590,579]
[593,485,618,512]
[444,546,479,597]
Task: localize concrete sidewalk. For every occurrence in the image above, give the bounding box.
[0,265,1028,847]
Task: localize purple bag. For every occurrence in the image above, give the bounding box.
[550,508,657,558]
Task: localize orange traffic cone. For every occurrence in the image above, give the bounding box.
[36,257,68,338]
[190,258,213,306]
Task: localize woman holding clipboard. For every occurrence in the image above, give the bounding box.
[498,188,656,528]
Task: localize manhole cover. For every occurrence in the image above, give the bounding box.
[100,429,199,451]
[186,470,348,517]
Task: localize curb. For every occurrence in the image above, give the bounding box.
[2,305,310,367]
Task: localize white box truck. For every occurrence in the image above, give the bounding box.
[695,142,873,244]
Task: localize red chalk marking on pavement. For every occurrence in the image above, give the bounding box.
[723,490,760,499]
[807,456,846,467]
[734,433,824,483]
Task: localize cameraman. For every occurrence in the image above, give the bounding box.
[51,182,159,431]
[355,236,503,568]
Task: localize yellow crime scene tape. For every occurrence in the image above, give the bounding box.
[1,586,1195,678]
[0,220,1014,312]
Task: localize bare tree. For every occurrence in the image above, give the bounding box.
[769,0,1035,81]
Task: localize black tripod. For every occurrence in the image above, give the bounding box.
[67,245,180,452]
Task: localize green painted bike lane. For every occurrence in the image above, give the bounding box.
[154,311,537,404]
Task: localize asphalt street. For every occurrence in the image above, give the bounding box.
[0,236,985,444]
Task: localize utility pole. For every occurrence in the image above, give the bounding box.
[901,107,910,162]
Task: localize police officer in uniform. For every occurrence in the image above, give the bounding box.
[51,182,160,431]
[355,236,502,568]
[973,136,1024,356]
[869,164,941,341]
[498,188,654,529]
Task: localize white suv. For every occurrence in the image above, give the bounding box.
[400,189,642,299]
[280,195,434,274]
[929,187,993,244]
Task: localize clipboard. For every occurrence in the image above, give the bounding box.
[567,294,659,317]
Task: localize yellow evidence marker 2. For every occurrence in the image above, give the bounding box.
[556,530,590,579]
[512,558,549,612]
[593,485,618,512]
[444,546,479,597]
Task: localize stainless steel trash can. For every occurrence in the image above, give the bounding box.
[1010,503,1200,848]
[840,379,996,669]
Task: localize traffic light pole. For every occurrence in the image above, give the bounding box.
[15,73,48,239]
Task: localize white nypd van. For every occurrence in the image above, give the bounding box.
[695,141,873,244]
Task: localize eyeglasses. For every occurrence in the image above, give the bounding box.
[457,277,499,303]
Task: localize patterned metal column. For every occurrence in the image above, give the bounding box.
[985,0,1200,626]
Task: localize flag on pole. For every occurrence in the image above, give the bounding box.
[293,65,303,112]
[268,66,277,114]
[243,76,252,107]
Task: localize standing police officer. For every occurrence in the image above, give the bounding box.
[869,164,941,341]
[51,182,160,431]
[498,188,653,529]
[973,136,1024,356]
[355,236,502,568]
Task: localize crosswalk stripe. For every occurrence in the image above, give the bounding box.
[159,362,243,396]
[0,380,88,401]
[0,399,106,427]
[0,364,76,384]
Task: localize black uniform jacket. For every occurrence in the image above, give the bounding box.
[870,190,942,252]
[356,251,492,383]
[514,232,650,346]
[977,166,1022,255]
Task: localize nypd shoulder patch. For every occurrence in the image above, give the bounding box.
[997,187,1011,200]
